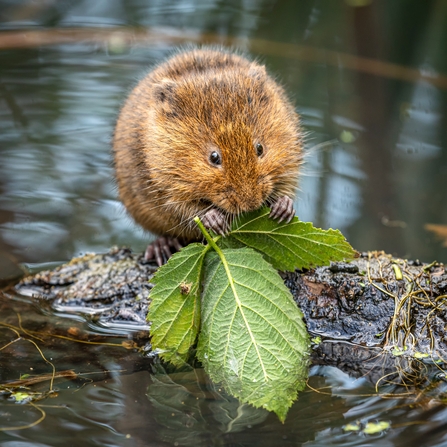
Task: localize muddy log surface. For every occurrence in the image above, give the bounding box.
[14,247,447,385]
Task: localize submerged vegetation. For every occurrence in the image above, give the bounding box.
[0,310,143,432]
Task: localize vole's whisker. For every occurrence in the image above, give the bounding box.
[166,202,214,237]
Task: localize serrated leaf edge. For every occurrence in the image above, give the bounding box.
[149,244,208,361]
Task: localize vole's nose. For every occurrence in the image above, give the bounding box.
[236,185,264,212]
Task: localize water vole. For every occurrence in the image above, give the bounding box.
[113,48,303,265]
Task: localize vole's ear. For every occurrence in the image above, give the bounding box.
[247,63,267,80]
[153,79,183,120]
[152,79,177,104]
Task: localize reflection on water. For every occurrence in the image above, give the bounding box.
[0,2,446,268]
[1,0,447,446]
[2,295,447,447]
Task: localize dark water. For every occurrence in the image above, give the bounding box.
[1,1,447,446]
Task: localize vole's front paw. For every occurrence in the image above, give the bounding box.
[270,196,295,223]
[202,208,229,236]
[144,236,183,266]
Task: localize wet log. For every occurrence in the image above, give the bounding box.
[14,247,447,386]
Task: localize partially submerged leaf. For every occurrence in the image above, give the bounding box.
[391,346,408,357]
[343,422,361,432]
[197,247,310,422]
[225,207,356,271]
[414,351,429,359]
[10,391,33,403]
[148,209,355,420]
[149,243,207,365]
[363,421,390,434]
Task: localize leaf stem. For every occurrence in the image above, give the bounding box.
[193,217,222,253]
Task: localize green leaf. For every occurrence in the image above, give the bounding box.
[148,210,355,420]
[197,247,310,422]
[311,336,322,345]
[224,207,356,271]
[391,345,408,357]
[148,243,207,365]
[343,422,361,432]
[11,391,32,403]
[363,421,390,434]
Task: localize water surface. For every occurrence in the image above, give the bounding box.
[1,1,447,446]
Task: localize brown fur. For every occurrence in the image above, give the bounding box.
[113,48,303,242]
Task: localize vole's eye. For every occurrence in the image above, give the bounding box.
[255,143,264,157]
[209,151,222,166]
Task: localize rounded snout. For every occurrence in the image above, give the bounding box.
[221,185,266,214]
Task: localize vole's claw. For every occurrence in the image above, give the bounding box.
[144,236,183,266]
[202,208,228,236]
[172,238,183,251]
[270,196,295,223]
